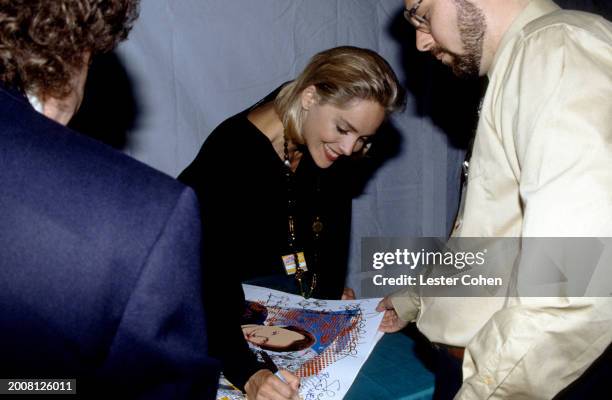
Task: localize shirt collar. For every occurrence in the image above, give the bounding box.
[487,0,561,79]
[27,92,44,113]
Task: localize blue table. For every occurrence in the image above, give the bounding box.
[345,327,435,400]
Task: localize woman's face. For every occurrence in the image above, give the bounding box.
[242,324,305,349]
[299,87,386,168]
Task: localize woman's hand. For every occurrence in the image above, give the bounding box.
[376,296,409,333]
[341,287,356,300]
[245,369,300,400]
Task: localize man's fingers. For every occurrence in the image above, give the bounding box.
[375,299,386,312]
[379,321,398,332]
[379,315,397,330]
[379,308,406,332]
[342,287,356,300]
[381,310,398,324]
[376,296,393,312]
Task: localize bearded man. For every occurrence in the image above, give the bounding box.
[378,1,612,398]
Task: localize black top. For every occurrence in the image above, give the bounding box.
[179,92,355,389]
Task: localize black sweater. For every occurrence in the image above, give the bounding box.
[179,97,354,389]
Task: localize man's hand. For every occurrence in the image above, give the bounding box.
[376,296,409,333]
[341,287,356,300]
[244,369,300,400]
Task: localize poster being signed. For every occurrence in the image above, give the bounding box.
[217,284,384,400]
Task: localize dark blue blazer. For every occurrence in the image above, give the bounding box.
[0,86,219,398]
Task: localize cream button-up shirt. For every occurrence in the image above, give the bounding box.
[391,0,612,398]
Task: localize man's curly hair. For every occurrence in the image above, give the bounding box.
[0,0,139,99]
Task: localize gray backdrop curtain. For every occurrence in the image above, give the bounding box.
[71,0,610,296]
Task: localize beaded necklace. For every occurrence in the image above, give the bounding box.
[281,135,321,299]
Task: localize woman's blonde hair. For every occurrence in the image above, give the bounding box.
[274,46,403,143]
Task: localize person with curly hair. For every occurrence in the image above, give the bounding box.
[0,1,220,397]
[0,0,138,123]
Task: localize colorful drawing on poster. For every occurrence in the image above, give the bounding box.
[242,299,362,377]
[216,285,384,400]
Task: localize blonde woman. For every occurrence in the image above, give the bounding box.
[179,46,403,400]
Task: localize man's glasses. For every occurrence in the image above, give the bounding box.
[403,0,431,34]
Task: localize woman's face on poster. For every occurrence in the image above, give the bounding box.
[242,324,306,350]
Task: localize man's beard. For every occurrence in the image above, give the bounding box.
[435,0,487,78]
